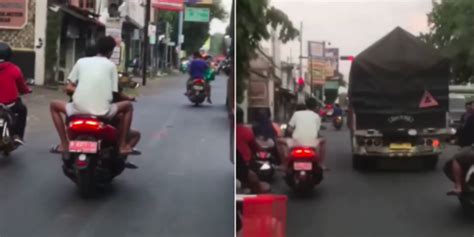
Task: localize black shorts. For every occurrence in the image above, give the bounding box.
[236,152,249,183]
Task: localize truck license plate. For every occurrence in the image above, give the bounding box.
[69,141,98,154]
[294,162,312,171]
[389,143,412,150]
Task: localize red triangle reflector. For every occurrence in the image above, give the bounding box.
[419,90,439,108]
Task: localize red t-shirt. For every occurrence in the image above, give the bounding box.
[0,62,30,104]
[236,124,259,163]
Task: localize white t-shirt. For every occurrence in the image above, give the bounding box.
[68,56,119,116]
[289,110,322,146]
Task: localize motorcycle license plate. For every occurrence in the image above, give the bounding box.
[69,141,98,154]
[294,162,312,171]
[193,85,204,90]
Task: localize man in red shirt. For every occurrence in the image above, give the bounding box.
[0,43,31,143]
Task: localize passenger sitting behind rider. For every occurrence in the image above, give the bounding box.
[50,36,134,155]
[186,52,211,104]
[445,97,474,195]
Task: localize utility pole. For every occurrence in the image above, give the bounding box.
[298,21,305,103]
[142,0,151,86]
[299,21,303,78]
[176,10,184,69]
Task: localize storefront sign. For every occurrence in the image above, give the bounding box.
[308,41,325,59]
[0,0,28,30]
[185,0,213,4]
[325,48,339,74]
[185,7,210,22]
[309,59,326,85]
[153,0,184,12]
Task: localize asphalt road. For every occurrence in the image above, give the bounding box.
[271,123,474,237]
[0,75,233,237]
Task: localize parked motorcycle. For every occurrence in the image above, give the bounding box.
[0,104,18,156]
[333,116,343,130]
[63,115,129,198]
[187,78,207,106]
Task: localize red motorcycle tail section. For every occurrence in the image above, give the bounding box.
[67,117,117,143]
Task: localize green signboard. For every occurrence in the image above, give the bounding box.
[185,7,210,23]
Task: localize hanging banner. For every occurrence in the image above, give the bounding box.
[0,0,28,30]
[105,18,122,65]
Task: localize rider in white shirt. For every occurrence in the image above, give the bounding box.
[288,98,322,147]
[286,98,327,170]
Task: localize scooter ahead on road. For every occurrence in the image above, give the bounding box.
[249,138,277,182]
[333,116,343,130]
[280,124,325,194]
[63,115,130,198]
[187,78,207,106]
[0,104,19,156]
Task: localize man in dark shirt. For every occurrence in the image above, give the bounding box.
[457,97,474,147]
[186,52,210,103]
[0,43,31,144]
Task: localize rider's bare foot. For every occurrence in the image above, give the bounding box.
[119,145,133,155]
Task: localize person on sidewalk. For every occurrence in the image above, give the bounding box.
[50,36,134,155]
[0,42,32,145]
[186,52,211,103]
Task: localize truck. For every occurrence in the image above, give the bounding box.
[348,27,452,170]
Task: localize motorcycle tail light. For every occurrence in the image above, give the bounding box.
[194,79,205,84]
[432,139,440,148]
[69,119,104,132]
[291,148,315,158]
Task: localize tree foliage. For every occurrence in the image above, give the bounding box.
[160,0,227,55]
[420,0,474,84]
[236,0,299,103]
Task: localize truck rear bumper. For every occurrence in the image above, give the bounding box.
[353,147,441,157]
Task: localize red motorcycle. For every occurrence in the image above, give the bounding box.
[64,115,129,198]
[285,140,325,194]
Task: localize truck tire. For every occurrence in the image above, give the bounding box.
[423,155,439,170]
[353,155,367,170]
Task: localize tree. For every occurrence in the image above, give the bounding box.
[420,0,474,84]
[236,0,299,103]
[160,1,227,55]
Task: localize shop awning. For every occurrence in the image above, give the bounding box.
[153,0,184,12]
[55,5,104,27]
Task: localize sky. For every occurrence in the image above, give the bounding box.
[209,0,233,34]
[264,0,435,81]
